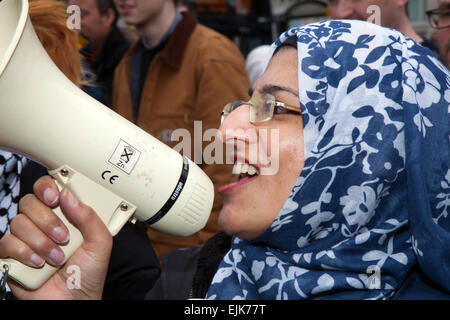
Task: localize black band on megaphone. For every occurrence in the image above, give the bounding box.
[144,156,189,226]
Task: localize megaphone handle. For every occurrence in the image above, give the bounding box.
[0,165,136,290]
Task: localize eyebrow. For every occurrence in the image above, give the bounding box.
[258,84,299,98]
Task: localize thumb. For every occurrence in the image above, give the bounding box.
[59,188,112,255]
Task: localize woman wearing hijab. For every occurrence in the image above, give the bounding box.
[0,19,449,300]
[208,19,450,300]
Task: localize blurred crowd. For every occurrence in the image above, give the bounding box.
[64,0,450,101]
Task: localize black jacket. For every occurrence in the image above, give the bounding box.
[82,25,130,107]
[145,232,232,299]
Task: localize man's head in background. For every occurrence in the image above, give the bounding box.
[327,0,424,43]
[68,0,118,52]
[433,0,450,67]
[327,0,407,26]
[113,0,179,30]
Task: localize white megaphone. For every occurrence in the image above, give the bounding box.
[0,0,214,290]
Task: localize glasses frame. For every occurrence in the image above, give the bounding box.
[221,93,302,124]
[426,8,450,29]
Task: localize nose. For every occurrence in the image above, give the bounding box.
[218,103,254,144]
[329,0,353,20]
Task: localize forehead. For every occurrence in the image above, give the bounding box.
[70,0,98,10]
[329,0,377,5]
[254,47,298,93]
[331,0,392,8]
[439,0,450,6]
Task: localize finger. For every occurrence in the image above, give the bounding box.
[0,233,45,268]
[33,175,60,208]
[59,188,112,254]
[19,194,69,245]
[10,214,65,266]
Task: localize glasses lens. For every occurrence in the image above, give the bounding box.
[439,10,450,28]
[430,13,439,28]
[221,100,245,124]
[428,9,450,29]
[249,94,275,123]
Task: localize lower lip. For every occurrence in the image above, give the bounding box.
[218,176,257,194]
[120,6,133,15]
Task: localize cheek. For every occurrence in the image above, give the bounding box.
[354,3,371,19]
[262,124,303,158]
[439,30,450,41]
[82,16,96,29]
[278,139,304,184]
[277,121,304,173]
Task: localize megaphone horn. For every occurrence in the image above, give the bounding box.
[0,0,213,290]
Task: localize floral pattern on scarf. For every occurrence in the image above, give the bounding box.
[207,20,450,300]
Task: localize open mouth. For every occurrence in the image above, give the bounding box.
[118,4,134,14]
[218,162,259,194]
[233,163,259,180]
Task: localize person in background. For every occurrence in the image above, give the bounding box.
[427,0,450,68]
[176,0,194,14]
[112,0,251,260]
[0,0,159,300]
[68,0,130,107]
[327,0,439,55]
[245,44,271,85]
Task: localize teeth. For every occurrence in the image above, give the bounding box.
[247,165,257,176]
[232,163,258,176]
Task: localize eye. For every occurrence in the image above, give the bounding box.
[273,105,291,115]
[273,100,302,117]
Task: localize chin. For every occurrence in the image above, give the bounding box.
[123,18,137,26]
[218,209,262,241]
[218,204,237,235]
[121,15,140,26]
[218,204,250,238]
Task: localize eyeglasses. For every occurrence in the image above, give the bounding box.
[221,93,302,124]
[426,8,450,29]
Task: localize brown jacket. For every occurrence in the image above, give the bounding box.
[112,12,251,260]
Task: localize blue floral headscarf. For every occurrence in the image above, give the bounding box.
[207,20,450,300]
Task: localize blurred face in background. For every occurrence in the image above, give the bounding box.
[113,0,168,28]
[437,0,450,67]
[327,0,406,29]
[68,0,115,45]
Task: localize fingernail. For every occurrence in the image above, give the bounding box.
[31,254,45,267]
[63,189,78,208]
[43,188,58,206]
[52,226,69,244]
[49,248,65,265]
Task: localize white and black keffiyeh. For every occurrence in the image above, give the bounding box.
[0,151,27,238]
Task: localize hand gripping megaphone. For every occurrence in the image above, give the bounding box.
[0,0,214,290]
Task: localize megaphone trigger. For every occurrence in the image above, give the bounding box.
[0,165,136,290]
